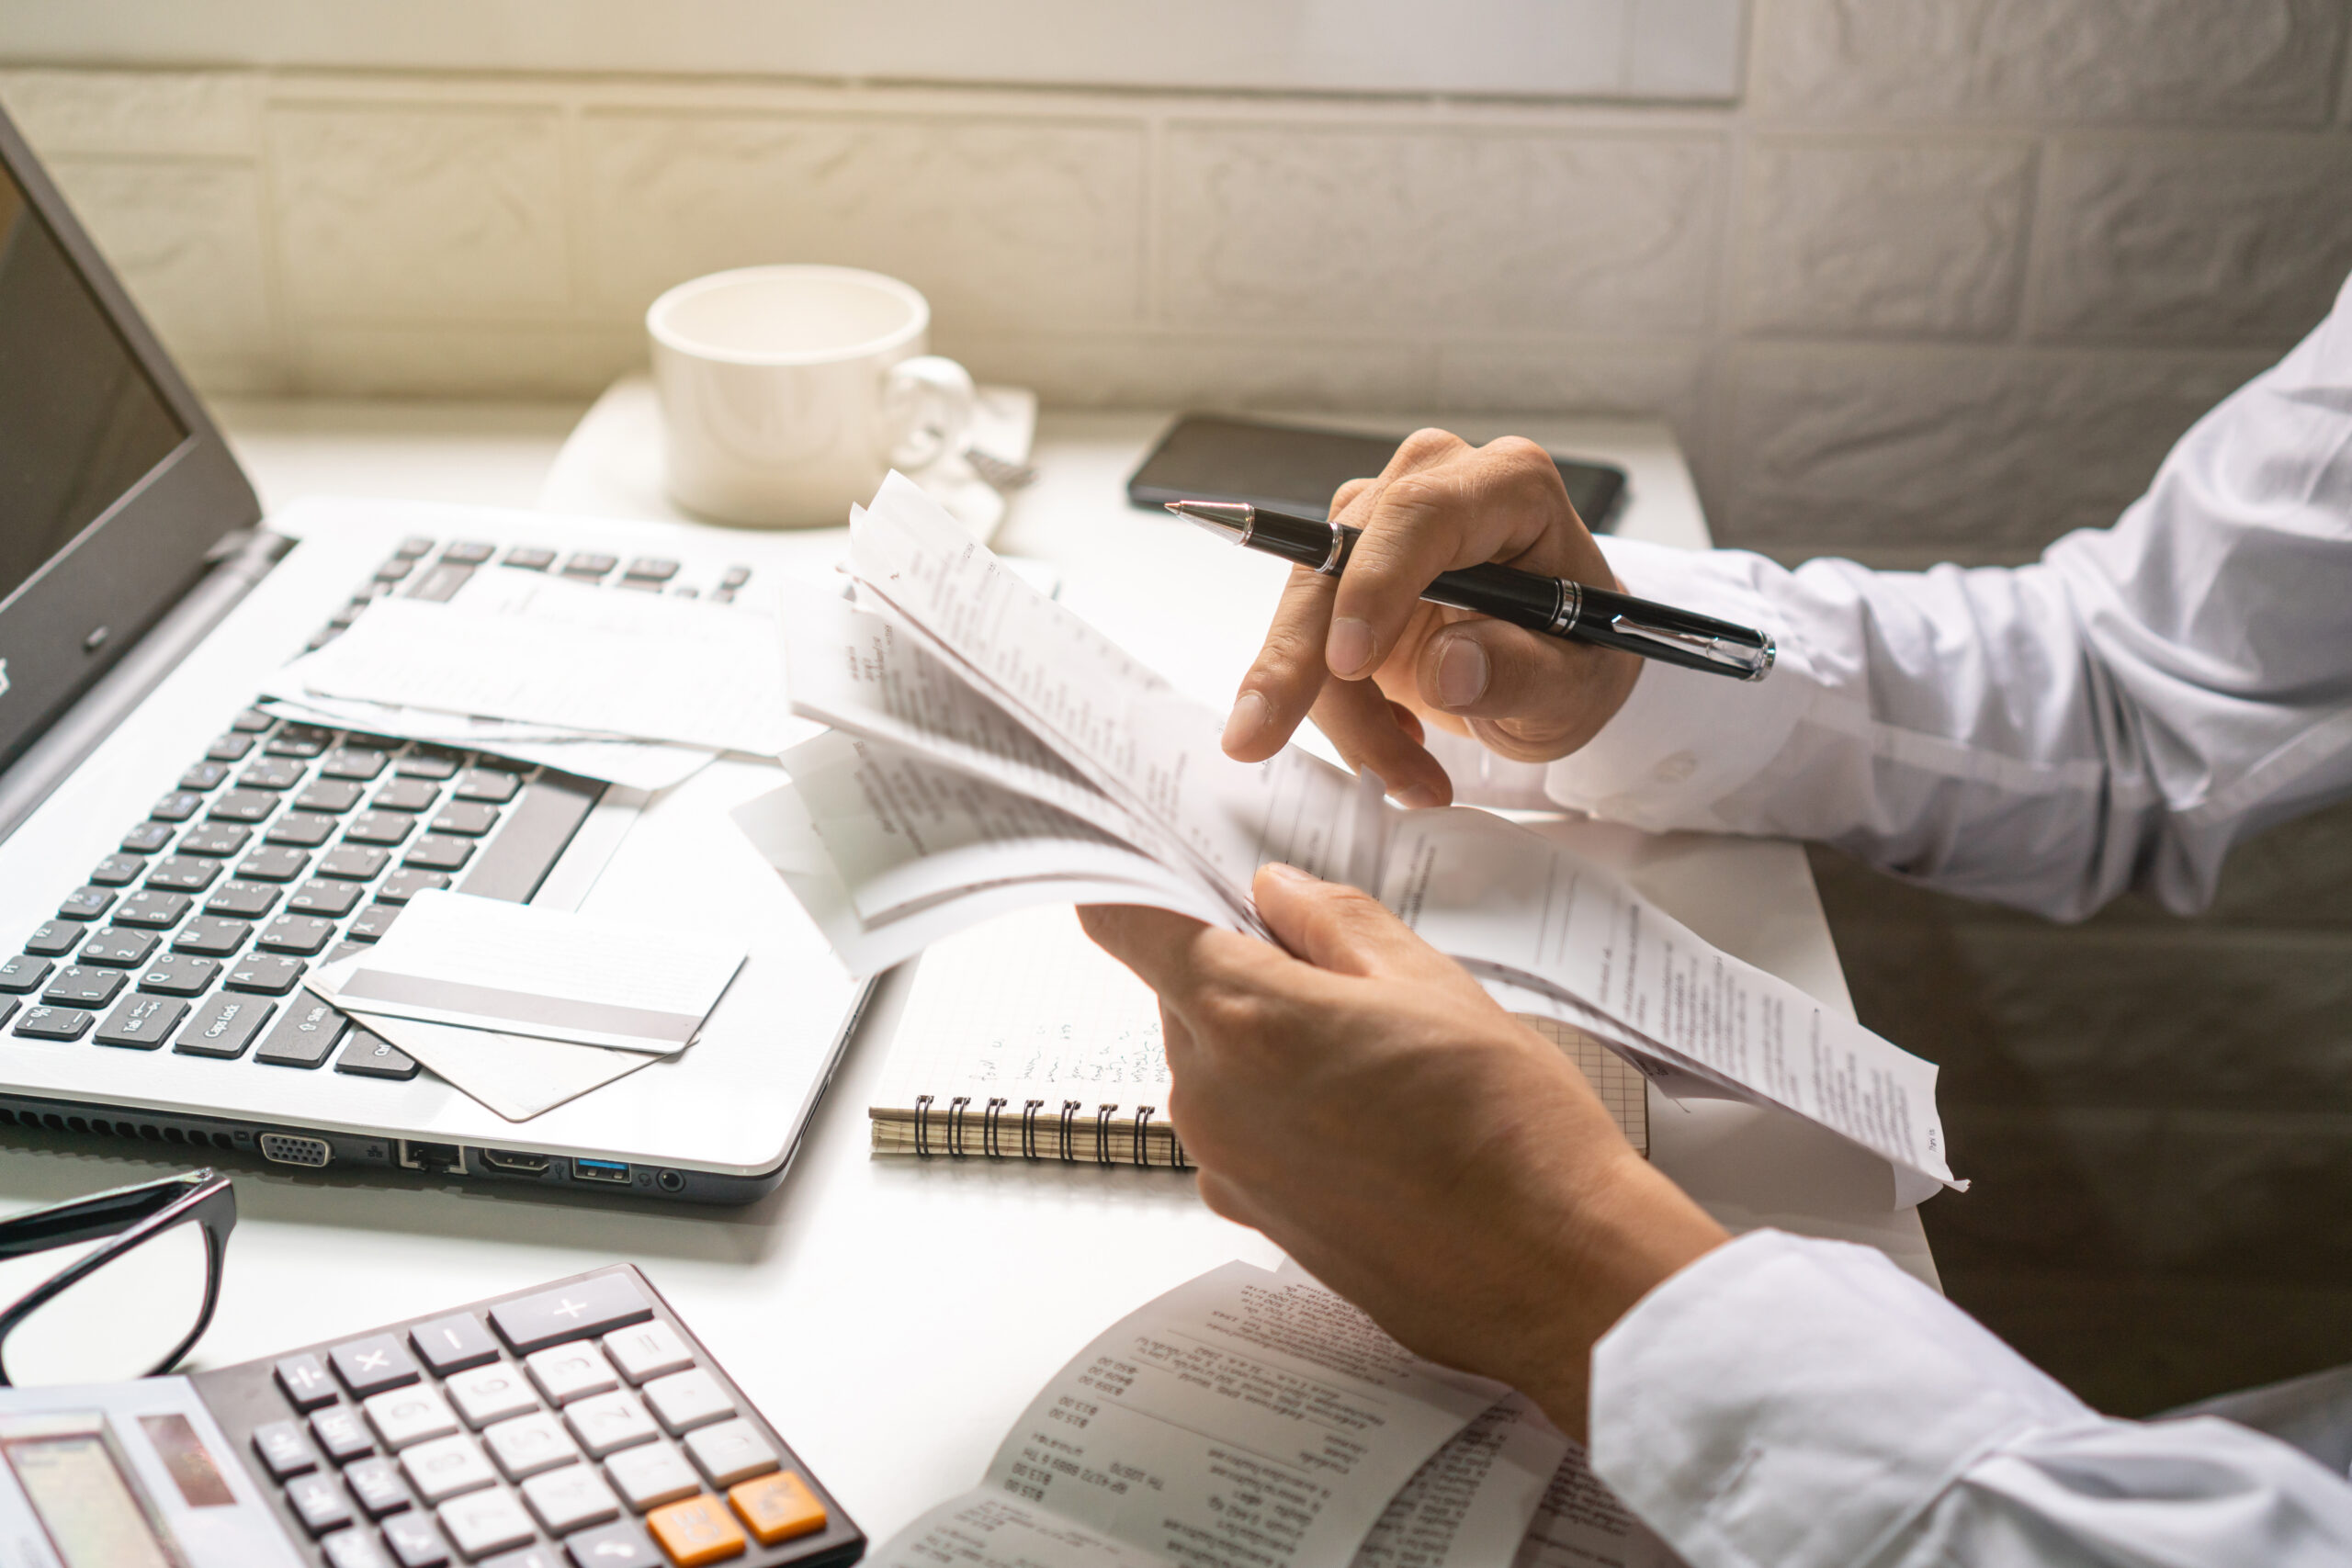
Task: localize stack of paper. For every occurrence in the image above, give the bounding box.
[735,473,1962,1204]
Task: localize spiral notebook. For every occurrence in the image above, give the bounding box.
[870,904,1647,1168]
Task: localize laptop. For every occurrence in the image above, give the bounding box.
[0,104,870,1204]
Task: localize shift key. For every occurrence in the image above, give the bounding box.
[254,998,347,1068]
[490,1275,652,1354]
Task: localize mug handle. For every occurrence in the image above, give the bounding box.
[882,355,978,471]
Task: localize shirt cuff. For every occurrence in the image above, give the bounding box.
[1588,1230,2095,1568]
[1543,539,1815,831]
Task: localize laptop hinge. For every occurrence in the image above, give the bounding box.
[0,529,291,843]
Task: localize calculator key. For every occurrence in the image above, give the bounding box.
[402,1433,497,1506]
[240,755,307,790]
[135,954,220,998]
[348,905,402,943]
[373,777,442,812]
[347,1454,414,1519]
[291,878,367,918]
[683,1420,776,1489]
[526,1344,619,1406]
[412,1313,502,1376]
[299,777,368,813]
[334,1333,424,1397]
[565,1390,659,1460]
[381,874,455,909]
[79,928,158,968]
[240,845,313,883]
[404,835,475,873]
[313,1404,379,1463]
[367,1385,462,1451]
[485,1410,579,1481]
[604,1441,699,1514]
[175,994,276,1058]
[447,1362,543,1429]
[646,1494,747,1566]
[335,1029,418,1078]
[623,558,680,583]
[262,914,338,955]
[87,853,143,886]
[562,552,617,578]
[255,1419,321,1479]
[23,922,79,957]
[288,1471,357,1536]
[322,846,394,881]
[485,1549,563,1568]
[347,811,416,846]
[396,750,462,781]
[272,1353,337,1410]
[383,1513,455,1568]
[44,966,126,1008]
[267,812,339,849]
[454,770,522,805]
[503,547,556,571]
[0,955,51,994]
[12,1006,92,1041]
[563,1521,662,1568]
[494,1278,655,1357]
[269,726,334,758]
[429,801,501,837]
[96,995,188,1050]
[121,822,175,854]
[227,953,306,996]
[438,1485,537,1560]
[173,916,252,957]
[642,1371,731,1437]
[145,855,221,893]
[327,1529,396,1568]
[256,998,348,1067]
[119,889,194,926]
[729,1472,826,1546]
[58,886,115,921]
[524,1462,622,1536]
[324,748,392,780]
[205,734,255,762]
[601,1323,694,1387]
[178,822,253,857]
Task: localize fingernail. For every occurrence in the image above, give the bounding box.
[1396,784,1442,810]
[1434,635,1489,710]
[1222,691,1268,753]
[1328,617,1376,679]
[1261,861,1316,884]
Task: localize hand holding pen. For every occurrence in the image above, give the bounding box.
[1205,428,1763,810]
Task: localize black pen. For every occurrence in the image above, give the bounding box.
[1166,500,1775,682]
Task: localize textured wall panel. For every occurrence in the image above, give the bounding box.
[0,67,256,155]
[929,329,1437,411]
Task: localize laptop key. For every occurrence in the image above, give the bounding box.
[335,1029,419,1080]
[78,929,158,968]
[428,802,500,837]
[503,547,555,570]
[378,870,452,905]
[720,565,752,589]
[261,916,337,955]
[320,846,392,881]
[204,734,254,762]
[96,995,188,1050]
[116,890,190,927]
[347,906,401,943]
[623,557,679,582]
[145,856,221,893]
[209,789,277,823]
[13,1006,92,1041]
[375,558,415,584]
[173,917,252,958]
[255,998,348,1067]
[453,770,521,805]
[267,726,334,759]
[323,748,391,781]
[42,967,125,1008]
[135,954,220,997]
[289,880,365,918]
[120,822,175,854]
[232,706,277,732]
[203,882,278,919]
[175,994,276,1058]
[346,811,416,846]
[178,761,232,791]
[296,778,367,813]
[58,886,115,921]
[442,541,496,565]
[238,846,312,883]
[372,778,440,813]
[562,552,618,578]
[396,536,435,559]
[178,823,253,858]
[403,837,474,873]
[23,923,79,957]
[266,813,338,849]
[409,562,472,603]
[0,955,52,994]
[239,756,307,791]
[152,791,205,822]
[227,953,305,996]
[394,750,460,781]
[87,854,143,886]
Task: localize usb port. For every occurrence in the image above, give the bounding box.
[481,1148,551,1175]
[571,1158,631,1185]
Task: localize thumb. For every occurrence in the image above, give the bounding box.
[1251,862,1427,978]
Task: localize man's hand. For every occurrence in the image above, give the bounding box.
[1080,865,1725,1438]
[1220,430,1644,809]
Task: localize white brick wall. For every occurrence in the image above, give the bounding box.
[4,1,2349,568]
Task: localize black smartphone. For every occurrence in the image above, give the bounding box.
[1125,412,1626,533]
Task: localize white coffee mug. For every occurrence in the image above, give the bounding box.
[648,265,977,528]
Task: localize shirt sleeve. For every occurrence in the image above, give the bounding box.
[1587,1230,2352,1568]
[1544,270,2352,920]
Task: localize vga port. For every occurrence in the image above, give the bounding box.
[259,1134,331,1168]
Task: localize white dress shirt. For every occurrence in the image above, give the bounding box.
[1564,272,2352,1564]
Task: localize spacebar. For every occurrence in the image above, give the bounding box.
[457,772,605,904]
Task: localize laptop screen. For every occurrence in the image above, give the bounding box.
[0,159,187,610]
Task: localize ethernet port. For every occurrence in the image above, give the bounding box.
[398,1141,465,1176]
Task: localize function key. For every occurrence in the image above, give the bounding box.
[86,854,142,887]
[526,1343,618,1406]
[296,778,367,814]
[379,870,452,905]
[320,846,393,881]
[643,1370,730,1436]
[253,1419,320,1480]
[332,1333,423,1398]
[503,547,556,571]
[267,726,335,759]
[347,906,402,944]
[447,1362,540,1430]
[442,542,496,566]
[491,1274,653,1354]
[381,1514,454,1568]
[396,536,436,559]
[453,770,521,805]
[402,836,473,874]
[374,558,415,584]
[239,846,313,883]
[120,822,175,855]
[144,856,220,893]
[79,929,158,968]
[254,998,346,1068]
[178,823,253,858]
[178,761,232,792]
[96,995,187,1049]
[0,955,53,994]
[239,756,307,791]
[345,1454,413,1520]
[133,954,219,998]
[152,790,205,822]
[561,1521,662,1568]
[173,994,275,1059]
[172,917,251,957]
[410,1313,500,1376]
[227,953,307,997]
[276,1352,339,1410]
[334,1029,417,1078]
[311,1404,377,1464]
[395,750,461,782]
[209,789,278,824]
[289,880,365,918]
[12,1006,92,1042]
[43,967,126,1009]
[287,1472,355,1537]
[231,706,278,732]
[323,748,391,781]
[603,1320,693,1386]
[204,882,278,920]
[729,1471,828,1546]
[57,886,114,921]
[683,1418,778,1488]
[719,566,752,589]
[647,1494,748,1566]
[22,922,80,957]
[428,802,499,838]
[204,734,254,762]
[561,553,617,579]
[116,890,192,928]
[622,558,679,583]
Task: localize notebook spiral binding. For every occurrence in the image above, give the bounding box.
[904,1092,1187,1168]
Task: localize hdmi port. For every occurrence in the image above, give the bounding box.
[481,1148,552,1175]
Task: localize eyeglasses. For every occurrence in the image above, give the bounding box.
[0,1169,234,1386]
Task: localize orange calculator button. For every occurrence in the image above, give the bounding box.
[647,1494,748,1565]
[729,1472,828,1545]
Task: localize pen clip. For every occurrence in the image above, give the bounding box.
[1604,616,1776,681]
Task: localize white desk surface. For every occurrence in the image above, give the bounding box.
[0,400,1931,1548]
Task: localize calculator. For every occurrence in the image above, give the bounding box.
[0,1265,863,1568]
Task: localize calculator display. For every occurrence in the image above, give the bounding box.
[5,1430,177,1568]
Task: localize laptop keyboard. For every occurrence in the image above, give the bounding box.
[0,535,752,1083]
